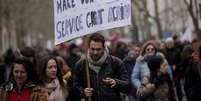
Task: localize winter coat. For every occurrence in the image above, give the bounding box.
[151,74,175,101]
[131,52,168,89]
[123,56,137,96]
[0,64,6,86]
[0,82,48,101]
[165,47,180,66]
[66,53,81,69]
[165,47,182,80]
[73,55,129,101]
[184,62,201,101]
[131,55,150,89]
[123,56,137,79]
[137,74,175,101]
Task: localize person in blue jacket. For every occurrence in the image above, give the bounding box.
[131,40,171,100]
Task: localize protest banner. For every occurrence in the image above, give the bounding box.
[53,0,131,45]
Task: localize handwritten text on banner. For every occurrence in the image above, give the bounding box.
[53,0,131,45]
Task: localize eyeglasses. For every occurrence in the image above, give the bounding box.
[146,48,155,52]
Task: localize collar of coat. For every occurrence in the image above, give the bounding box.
[4,81,36,92]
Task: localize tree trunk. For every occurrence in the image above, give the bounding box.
[153,0,163,39]
[0,0,2,46]
[184,0,201,39]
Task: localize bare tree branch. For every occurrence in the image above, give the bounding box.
[133,0,156,19]
[153,0,163,38]
[183,0,189,7]
[195,0,199,20]
[183,0,200,38]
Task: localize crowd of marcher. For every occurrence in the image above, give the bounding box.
[0,33,200,101]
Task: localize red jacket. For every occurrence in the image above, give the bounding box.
[7,87,30,101]
[0,82,48,101]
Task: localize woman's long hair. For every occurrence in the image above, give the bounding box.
[56,56,71,76]
[37,55,65,88]
[8,56,33,87]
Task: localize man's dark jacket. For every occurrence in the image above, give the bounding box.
[123,56,137,97]
[73,55,129,101]
[184,61,201,101]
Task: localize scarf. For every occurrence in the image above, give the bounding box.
[46,78,66,101]
[87,49,108,73]
[144,55,155,62]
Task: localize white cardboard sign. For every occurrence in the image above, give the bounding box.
[53,0,131,45]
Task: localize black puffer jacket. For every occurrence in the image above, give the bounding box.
[73,56,129,101]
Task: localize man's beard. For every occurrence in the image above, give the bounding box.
[91,55,101,61]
